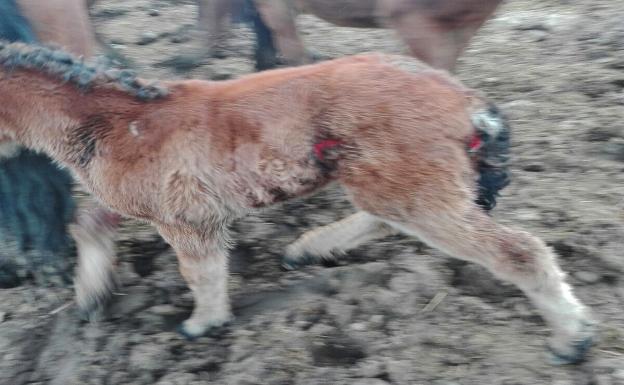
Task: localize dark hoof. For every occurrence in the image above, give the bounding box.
[255,54,279,71]
[548,336,594,365]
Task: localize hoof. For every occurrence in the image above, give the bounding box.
[548,335,594,365]
[176,320,231,341]
[548,321,596,365]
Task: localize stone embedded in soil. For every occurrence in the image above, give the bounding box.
[137,31,159,45]
[573,271,601,284]
[148,304,180,316]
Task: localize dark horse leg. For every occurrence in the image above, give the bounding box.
[245,0,279,70]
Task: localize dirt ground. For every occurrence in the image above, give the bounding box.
[1,0,624,384]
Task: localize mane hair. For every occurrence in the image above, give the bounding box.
[0,40,168,100]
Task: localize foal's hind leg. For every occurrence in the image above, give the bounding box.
[378,205,594,364]
[282,211,397,270]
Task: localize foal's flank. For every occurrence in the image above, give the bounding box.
[0,42,594,364]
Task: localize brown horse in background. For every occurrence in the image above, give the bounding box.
[0,42,594,364]
[198,0,502,71]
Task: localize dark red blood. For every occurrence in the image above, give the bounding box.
[469,134,482,151]
[313,139,342,160]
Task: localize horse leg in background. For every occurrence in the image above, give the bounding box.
[390,11,462,72]
[196,0,232,57]
[17,0,97,57]
[389,0,501,71]
[253,0,310,66]
[72,204,122,319]
[246,0,279,70]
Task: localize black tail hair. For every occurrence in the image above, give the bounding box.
[472,103,511,211]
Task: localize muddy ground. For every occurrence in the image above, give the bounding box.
[1,0,624,384]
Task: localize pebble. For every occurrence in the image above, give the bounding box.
[349,322,367,332]
[137,32,159,45]
[148,9,160,16]
[574,271,601,284]
[148,304,179,316]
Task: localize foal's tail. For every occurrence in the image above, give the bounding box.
[469,103,511,211]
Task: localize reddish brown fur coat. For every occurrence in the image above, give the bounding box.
[0,45,594,363]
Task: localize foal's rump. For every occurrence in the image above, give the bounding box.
[321,54,510,212]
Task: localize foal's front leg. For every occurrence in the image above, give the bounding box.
[157,223,232,339]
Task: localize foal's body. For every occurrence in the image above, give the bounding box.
[0,43,592,364]
[199,0,502,70]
